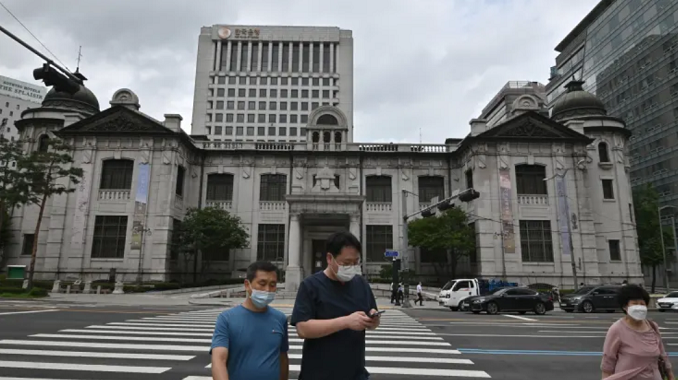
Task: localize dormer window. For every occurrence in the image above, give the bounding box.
[598,142,610,163]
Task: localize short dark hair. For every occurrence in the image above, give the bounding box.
[617,284,650,313]
[326,231,362,258]
[246,261,278,282]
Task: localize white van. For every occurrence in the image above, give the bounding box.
[438,278,480,311]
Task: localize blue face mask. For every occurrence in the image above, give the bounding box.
[250,289,276,308]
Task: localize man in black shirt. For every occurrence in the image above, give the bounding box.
[291,231,380,380]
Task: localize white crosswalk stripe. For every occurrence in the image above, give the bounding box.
[0,306,491,379]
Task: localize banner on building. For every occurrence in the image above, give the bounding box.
[555,175,572,256]
[499,168,515,253]
[131,163,150,250]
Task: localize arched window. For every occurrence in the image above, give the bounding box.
[312,131,320,143]
[100,159,134,190]
[317,114,338,125]
[598,142,610,163]
[323,131,331,143]
[37,135,50,153]
[334,131,343,143]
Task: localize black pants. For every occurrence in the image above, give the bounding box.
[416,293,424,305]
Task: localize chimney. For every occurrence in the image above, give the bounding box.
[469,118,488,136]
[164,114,183,133]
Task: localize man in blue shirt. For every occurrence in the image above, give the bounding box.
[291,231,380,380]
[211,261,289,380]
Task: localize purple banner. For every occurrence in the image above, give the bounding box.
[499,168,515,253]
[555,175,571,256]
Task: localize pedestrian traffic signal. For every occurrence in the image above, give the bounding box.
[421,208,436,218]
[437,199,454,211]
[459,188,480,202]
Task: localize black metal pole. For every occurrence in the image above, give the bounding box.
[392,258,400,306]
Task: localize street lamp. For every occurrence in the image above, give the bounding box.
[658,205,677,292]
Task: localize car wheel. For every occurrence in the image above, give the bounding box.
[534,302,547,315]
[659,309,666,312]
[581,301,594,313]
[472,311,480,314]
[450,307,458,311]
[458,301,465,310]
[487,302,499,315]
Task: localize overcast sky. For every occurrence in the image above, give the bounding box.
[0,0,596,143]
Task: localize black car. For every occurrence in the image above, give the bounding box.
[470,287,554,315]
[560,285,621,313]
[460,287,513,311]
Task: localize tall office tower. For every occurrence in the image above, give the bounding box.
[191,25,354,142]
[0,74,46,141]
[478,81,547,127]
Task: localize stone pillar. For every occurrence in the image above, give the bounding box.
[350,214,360,240]
[286,214,303,291]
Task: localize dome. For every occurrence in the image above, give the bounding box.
[551,81,606,122]
[42,84,100,115]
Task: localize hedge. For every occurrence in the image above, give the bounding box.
[0,287,48,297]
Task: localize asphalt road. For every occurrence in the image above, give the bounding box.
[1,300,675,380]
[406,306,678,380]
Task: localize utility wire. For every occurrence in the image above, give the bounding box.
[0,0,71,71]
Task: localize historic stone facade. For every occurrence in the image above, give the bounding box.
[2,82,642,290]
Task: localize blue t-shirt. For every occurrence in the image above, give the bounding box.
[210,304,289,380]
[291,271,378,380]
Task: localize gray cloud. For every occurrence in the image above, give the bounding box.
[0,0,597,143]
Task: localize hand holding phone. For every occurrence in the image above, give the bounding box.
[369,310,385,318]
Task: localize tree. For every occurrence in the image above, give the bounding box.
[633,184,675,293]
[18,138,83,288]
[176,207,249,283]
[408,208,476,278]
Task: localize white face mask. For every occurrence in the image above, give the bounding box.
[333,259,362,282]
[627,305,648,321]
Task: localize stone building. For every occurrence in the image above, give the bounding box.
[2,77,642,290]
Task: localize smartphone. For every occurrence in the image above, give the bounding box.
[370,310,385,318]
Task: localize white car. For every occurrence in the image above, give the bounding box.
[438,278,480,311]
[657,291,678,312]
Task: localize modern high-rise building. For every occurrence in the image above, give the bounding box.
[191,25,354,143]
[547,0,678,284]
[478,81,547,127]
[0,74,46,141]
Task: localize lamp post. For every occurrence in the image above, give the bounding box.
[658,205,677,292]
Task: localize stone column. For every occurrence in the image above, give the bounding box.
[350,213,360,240]
[286,214,303,291]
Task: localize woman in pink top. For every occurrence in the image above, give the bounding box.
[601,285,674,379]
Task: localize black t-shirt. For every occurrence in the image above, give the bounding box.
[291,271,378,380]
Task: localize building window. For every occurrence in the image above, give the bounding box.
[516,164,547,195]
[609,239,621,261]
[21,234,35,256]
[257,224,285,261]
[37,135,50,153]
[175,166,185,197]
[602,179,614,199]
[100,159,134,190]
[260,174,287,201]
[366,225,393,262]
[418,176,445,203]
[465,169,473,189]
[206,173,234,201]
[519,220,553,262]
[599,142,610,162]
[366,176,392,202]
[91,216,128,259]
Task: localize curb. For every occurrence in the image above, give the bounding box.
[188,299,235,306]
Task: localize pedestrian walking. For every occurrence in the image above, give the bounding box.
[601,284,674,380]
[397,282,404,304]
[415,281,424,306]
[211,261,289,380]
[291,231,381,380]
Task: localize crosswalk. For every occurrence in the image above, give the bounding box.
[0,306,491,379]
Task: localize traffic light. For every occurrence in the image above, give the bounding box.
[459,188,480,202]
[437,199,455,211]
[33,64,80,94]
[421,208,436,218]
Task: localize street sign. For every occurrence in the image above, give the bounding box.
[384,250,399,258]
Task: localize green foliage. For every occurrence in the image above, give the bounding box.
[177,207,249,261]
[408,207,476,261]
[633,184,675,266]
[0,287,48,298]
[0,137,35,208]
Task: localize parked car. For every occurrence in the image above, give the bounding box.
[559,285,621,313]
[469,287,554,315]
[657,291,678,312]
[438,278,480,311]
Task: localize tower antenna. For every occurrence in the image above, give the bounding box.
[76,46,83,72]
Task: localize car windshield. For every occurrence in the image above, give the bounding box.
[666,292,678,298]
[490,287,508,294]
[442,281,454,290]
[573,286,595,295]
[493,288,510,296]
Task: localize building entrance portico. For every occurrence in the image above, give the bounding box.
[285,194,364,291]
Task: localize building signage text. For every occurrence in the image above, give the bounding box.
[0,75,46,103]
[218,27,261,40]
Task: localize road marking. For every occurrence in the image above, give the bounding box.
[0,348,194,360]
[416,333,606,338]
[0,339,208,351]
[87,325,215,332]
[31,333,211,344]
[0,360,170,373]
[0,310,57,316]
[288,364,491,378]
[502,314,538,322]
